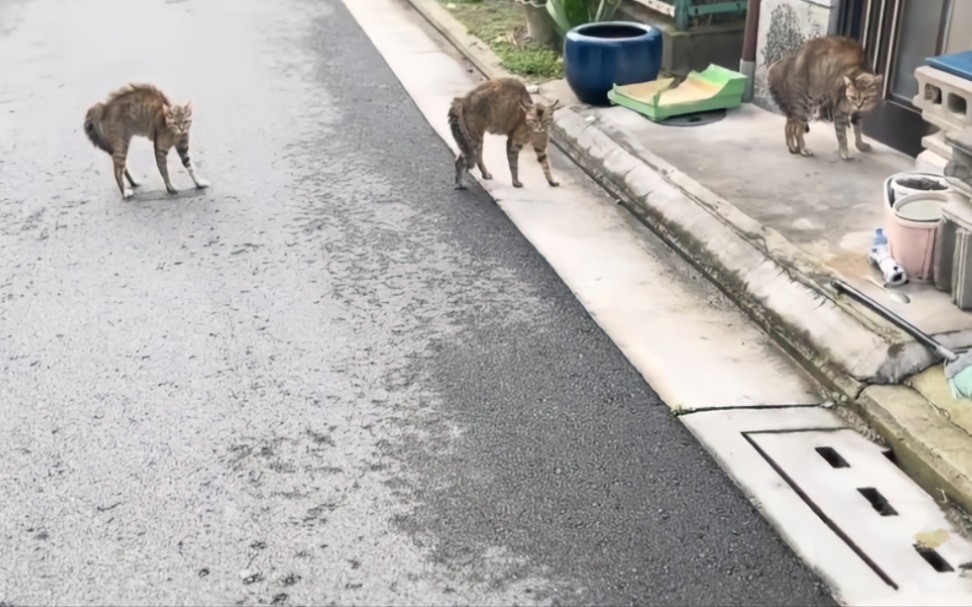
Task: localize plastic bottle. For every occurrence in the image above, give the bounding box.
[871,227,889,256]
[869,227,907,286]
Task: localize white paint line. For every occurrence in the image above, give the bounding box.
[342,0,822,411]
[682,407,972,606]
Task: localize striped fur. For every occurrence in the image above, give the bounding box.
[83,83,209,199]
[447,77,560,189]
[767,36,883,160]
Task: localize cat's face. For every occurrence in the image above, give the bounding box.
[519,102,543,134]
[164,102,193,136]
[522,99,560,134]
[843,74,883,113]
[535,99,560,131]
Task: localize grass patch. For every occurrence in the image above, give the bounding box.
[439,0,563,82]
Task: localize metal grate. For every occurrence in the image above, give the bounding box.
[683,408,972,606]
[747,428,972,598]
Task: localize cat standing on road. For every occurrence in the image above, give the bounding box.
[84,83,209,199]
[767,35,883,160]
[447,77,560,190]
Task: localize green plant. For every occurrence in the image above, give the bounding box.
[441,0,564,82]
[545,0,621,35]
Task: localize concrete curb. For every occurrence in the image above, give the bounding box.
[405,0,508,80]
[402,0,972,514]
[551,109,890,395]
[857,385,972,515]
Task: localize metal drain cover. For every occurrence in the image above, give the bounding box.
[748,427,972,599]
[683,407,972,606]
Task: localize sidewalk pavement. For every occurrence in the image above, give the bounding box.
[405,0,972,514]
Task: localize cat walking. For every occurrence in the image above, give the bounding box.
[447,77,559,190]
[767,35,883,160]
[84,83,209,199]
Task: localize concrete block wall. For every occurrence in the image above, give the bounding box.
[914,66,972,133]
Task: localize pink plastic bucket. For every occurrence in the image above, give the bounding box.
[886,192,948,282]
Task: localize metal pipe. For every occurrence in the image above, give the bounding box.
[739,0,761,101]
[741,0,760,62]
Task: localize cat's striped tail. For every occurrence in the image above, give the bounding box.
[447,98,474,162]
[83,103,112,154]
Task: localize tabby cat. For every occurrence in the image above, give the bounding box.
[84,83,209,199]
[767,35,883,160]
[447,77,560,189]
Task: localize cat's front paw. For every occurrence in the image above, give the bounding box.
[481,172,493,180]
[122,188,134,199]
[799,148,814,157]
[548,180,560,187]
[454,182,467,190]
[194,179,210,189]
[839,150,853,161]
[512,180,523,188]
[856,141,872,153]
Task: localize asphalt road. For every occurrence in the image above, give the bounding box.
[0,0,837,605]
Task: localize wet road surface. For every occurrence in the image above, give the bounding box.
[0,0,836,604]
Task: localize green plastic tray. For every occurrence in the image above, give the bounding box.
[607,64,748,122]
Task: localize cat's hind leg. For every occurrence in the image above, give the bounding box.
[795,121,813,157]
[785,118,812,155]
[112,140,134,199]
[785,119,801,154]
[454,154,468,190]
[477,158,492,180]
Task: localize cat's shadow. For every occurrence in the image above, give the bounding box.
[129,187,210,202]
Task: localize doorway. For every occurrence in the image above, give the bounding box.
[837,0,954,157]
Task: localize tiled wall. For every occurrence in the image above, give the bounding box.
[752,0,838,110]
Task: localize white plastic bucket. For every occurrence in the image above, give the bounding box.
[886,171,952,206]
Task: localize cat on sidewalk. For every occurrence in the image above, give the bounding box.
[447,77,560,190]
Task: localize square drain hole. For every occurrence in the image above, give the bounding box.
[815,446,850,468]
[857,487,898,516]
[915,545,954,572]
[882,448,897,464]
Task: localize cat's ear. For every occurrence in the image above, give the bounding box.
[548,98,560,111]
[871,74,884,89]
[842,75,854,89]
[184,100,193,114]
[518,98,532,114]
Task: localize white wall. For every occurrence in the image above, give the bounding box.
[945,0,972,55]
[752,0,839,110]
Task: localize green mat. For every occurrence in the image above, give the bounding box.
[607,64,748,122]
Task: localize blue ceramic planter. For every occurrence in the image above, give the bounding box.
[563,21,663,106]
